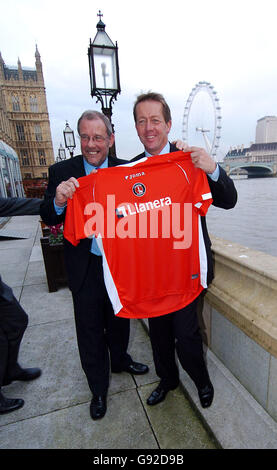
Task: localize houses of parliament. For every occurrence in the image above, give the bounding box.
[0,46,54,186]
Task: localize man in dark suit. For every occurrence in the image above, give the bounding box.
[40,110,149,420]
[131,92,237,409]
[0,196,42,414]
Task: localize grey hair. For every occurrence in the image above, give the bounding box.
[77,110,113,137]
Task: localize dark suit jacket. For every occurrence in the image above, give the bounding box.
[130,143,238,286]
[0,196,42,301]
[0,197,41,217]
[40,154,127,294]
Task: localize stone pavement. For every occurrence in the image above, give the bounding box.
[0,215,218,450]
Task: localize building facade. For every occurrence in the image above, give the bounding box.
[255,116,277,144]
[225,142,277,164]
[0,46,54,179]
[225,116,277,164]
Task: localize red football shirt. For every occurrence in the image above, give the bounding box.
[64,151,213,318]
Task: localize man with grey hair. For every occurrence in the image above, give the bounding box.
[40,110,149,420]
[77,110,113,137]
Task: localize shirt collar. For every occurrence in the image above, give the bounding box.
[145,142,170,158]
[83,156,108,176]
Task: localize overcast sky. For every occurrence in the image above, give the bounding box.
[1,0,277,161]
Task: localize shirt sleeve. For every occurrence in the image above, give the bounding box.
[207,164,219,182]
[53,199,66,215]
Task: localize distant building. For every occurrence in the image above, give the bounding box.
[0,46,54,180]
[224,116,277,164]
[256,116,277,144]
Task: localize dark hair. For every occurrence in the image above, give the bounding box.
[77,110,113,136]
[133,92,172,123]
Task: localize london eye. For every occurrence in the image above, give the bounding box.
[182,81,222,161]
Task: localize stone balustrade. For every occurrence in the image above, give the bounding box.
[139,235,277,447]
[203,236,277,422]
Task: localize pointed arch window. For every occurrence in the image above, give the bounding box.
[12,95,20,111]
[30,95,38,112]
[20,149,30,166]
[16,123,25,141]
[38,149,46,166]
[34,124,42,141]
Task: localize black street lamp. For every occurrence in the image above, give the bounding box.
[56,143,66,162]
[63,121,76,158]
[88,10,121,156]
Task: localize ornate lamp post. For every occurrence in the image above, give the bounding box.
[56,143,66,162]
[63,121,76,158]
[88,11,121,156]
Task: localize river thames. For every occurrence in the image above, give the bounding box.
[206,176,277,258]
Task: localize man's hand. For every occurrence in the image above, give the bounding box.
[172,140,190,152]
[187,146,217,174]
[55,177,79,207]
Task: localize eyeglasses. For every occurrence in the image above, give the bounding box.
[79,134,107,143]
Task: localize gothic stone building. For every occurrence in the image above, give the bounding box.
[0,46,54,179]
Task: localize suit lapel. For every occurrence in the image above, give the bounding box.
[71,155,86,178]
[108,155,122,167]
[169,142,178,153]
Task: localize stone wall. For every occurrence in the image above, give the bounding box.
[203,236,277,421]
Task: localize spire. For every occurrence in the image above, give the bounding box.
[35,44,41,62]
[17,57,22,78]
[35,44,43,83]
[0,51,4,81]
